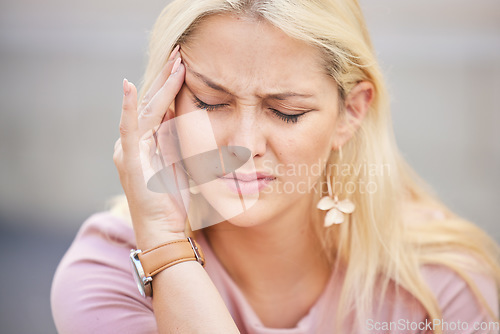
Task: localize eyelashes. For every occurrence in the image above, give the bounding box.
[193,96,228,112]
[268,108,304,124]
[192,96,306,124]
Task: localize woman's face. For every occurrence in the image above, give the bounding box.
[174,14,341,228]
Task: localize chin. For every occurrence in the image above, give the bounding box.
[224,197,288,230]
[196,194,278,231]
[225,211,267,228]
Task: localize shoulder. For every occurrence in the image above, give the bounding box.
[50,211,158,334]
[56,211,136,272]
[420,260,499,329]
[374,262,499,334]
[402,202,499,321]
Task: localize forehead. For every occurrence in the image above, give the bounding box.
[180,14,335,97]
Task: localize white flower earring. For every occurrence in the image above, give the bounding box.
[317,194,355,226]
[317,147,355,227]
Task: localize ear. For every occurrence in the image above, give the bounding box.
[332,81,374,150]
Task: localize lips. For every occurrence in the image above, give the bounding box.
[220,172,275,182]
[219,172,275,195]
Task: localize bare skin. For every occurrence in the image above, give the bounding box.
[114,14,374,331]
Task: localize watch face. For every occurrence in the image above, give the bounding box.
[129,250,151,297]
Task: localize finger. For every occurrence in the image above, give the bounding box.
[139,140,156,183]
[138,58,185,135]
[112,137,122,167]
[119,78,139,157]
[139,45,180,111]
[154,119,182,165]
[114,138,121,152]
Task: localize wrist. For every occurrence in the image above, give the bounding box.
[130,236,205,298]
[135,231,187,250]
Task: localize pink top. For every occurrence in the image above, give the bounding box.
[51,212,499,333]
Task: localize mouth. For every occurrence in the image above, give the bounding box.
[220,172,275,182]
[218,172,276,194]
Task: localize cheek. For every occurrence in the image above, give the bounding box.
[273,119,335,179]
[277,116,335,155]
[207,117,232,148]
[171,86,221,165]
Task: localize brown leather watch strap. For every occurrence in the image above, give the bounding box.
[138,238,205,277]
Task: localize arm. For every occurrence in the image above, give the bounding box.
[51,214,159,334]
[51,213,238,334]
[113,47,239,333]
[151,259,239,333]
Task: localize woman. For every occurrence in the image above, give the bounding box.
[51,0,500,333]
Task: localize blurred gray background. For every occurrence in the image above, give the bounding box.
[1,0,499,333]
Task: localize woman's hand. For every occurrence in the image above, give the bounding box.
[113,46,188,249]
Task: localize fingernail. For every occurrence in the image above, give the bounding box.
[168,45,180,61]
[123,78,130,96]
[171,57,182,74]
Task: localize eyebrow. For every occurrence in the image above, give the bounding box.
[186,66,315,100]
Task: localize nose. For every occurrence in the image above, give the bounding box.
[225,107,267,161]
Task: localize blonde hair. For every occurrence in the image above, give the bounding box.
[109,1,500,332]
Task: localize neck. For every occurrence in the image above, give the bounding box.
[203,194,332,327]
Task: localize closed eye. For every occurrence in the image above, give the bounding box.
[193,95,307,124]
[193,96,228,111]
[269,109,305,123]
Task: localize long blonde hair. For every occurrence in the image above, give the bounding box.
[109,1,500,332]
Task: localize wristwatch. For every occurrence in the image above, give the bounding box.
[129,237,205,297]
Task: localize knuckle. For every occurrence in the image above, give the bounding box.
[140,94,151,108]
[139,103,152,120]
[122,98,135,112]
[119,123,131,136]
[143,103,152,115]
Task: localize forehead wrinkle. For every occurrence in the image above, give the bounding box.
[185,64,239,98]
[185,64,317,104]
